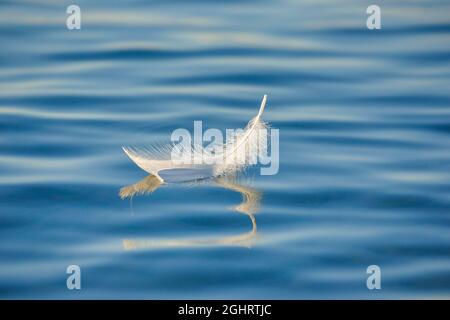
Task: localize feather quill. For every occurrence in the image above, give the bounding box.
[123,95,269,183]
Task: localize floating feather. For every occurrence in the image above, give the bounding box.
[123,95,269,183]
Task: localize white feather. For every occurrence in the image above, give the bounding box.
[123,95,269,182]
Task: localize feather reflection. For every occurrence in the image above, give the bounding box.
[119,176,261,249]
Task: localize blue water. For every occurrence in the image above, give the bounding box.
[1,0,450,299]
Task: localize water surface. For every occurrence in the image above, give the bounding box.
[1,0,450,299]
